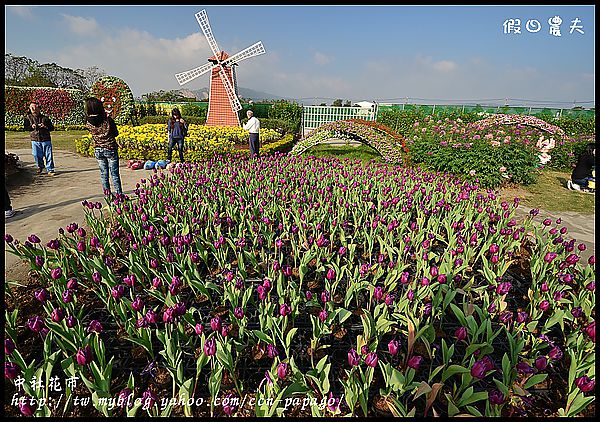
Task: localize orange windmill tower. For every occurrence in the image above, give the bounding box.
[175,9,265,126]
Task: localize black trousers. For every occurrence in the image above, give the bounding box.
[5,185,12,211]
[249,133,260,158]
[168,138,185,162]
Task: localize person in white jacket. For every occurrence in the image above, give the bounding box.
[243,110,260,158]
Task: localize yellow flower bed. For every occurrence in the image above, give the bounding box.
[75,123,284,161]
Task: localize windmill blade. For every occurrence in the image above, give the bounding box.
[218,66,242,112]
[175,62,216,86]
[221,41,266,67]
[196,10,221,61]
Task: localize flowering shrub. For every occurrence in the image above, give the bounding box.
[75,124,285,161]
[402,114,586,188]
[291,119,408,164]
[89,76,135,125]
[4,86,85,126]
[5,154,594,417]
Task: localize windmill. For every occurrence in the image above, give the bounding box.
[175,9,265,126]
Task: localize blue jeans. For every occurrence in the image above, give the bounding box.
[572,177,592,188]
[94,148,123,195]
[32,140,54,172]
[168,137,184,162]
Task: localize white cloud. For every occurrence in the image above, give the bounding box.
[7,6,35,19]
[44,27,215,96]
[61,14,99,35]
[314,52,333,65]
[432,60,457,73]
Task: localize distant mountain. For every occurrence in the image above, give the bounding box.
[176,87,290,102]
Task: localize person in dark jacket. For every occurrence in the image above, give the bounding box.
[24,102,55,175]
[85,97,123,195]
[166,108,187,162]
[569,143,595,191]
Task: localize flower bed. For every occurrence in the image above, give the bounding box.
[74,124,283,162]
[403,115,588,188]
[5,154,594,417]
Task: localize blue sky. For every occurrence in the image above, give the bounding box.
[5,5,595,106]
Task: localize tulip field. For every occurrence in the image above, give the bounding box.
[4,143,595,417]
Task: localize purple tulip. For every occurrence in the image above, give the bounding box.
[267,344,279,359]
[118,388,133,408]
[365,352,379,367]
[27,316,44,333]
[455,326,468,341]
[539,300,550,311]
[88,320,103,333]
[210,316,222,332]
[66,278,78,290]
[384,293,395,306]
[66,315,76,328]
[204,337,216,356]
[388,339,399,356]
[34,288,49,303]
[516,361,534,375]
[407,289,414,301]
[257,285,267,301]
[575,376,595,393]
[19,397,35,416]
[571,307,583,318]
[318,309,328,322]
[540,282,549,292]
[373,286,384,301]
[535,356,548,371]
[111,285,125,300]
[279,303,291,317]
[338,246,347,256]
[131,296,144,312]
[141,390,158,409]
[489,389,505,405]
[28,234,41,244]
[348,348,360,367]
[4,234,13,243]
[437,274,447,284]
[496,282,511,295]
[407,355,423,370]
[194,323,204,335]
[76,345,93,365]
[277,362,289,379]
[586,281,595,291]
[585,321,595,343]
[471,359,489,379]
[62,289,74,303]
[51,308,64,323]
[400,271,410,284]
[92,271,102,283]
[34,255,44,267]
[516,311,529,324]
[145,309,158,324]
[305,291,313,300]
[321,290,330,303]
[326,268,336,280]
[589,255,595,265]
[50,267,63,280]
[123,274,136,287]
[5,338,16,355]
[548,346,563,361]
[282,265,293,277]
[5,361,20,379]
[173,302,186,317]
[544,252,558,263]
[489,244,499,254]
[234,307,244,320]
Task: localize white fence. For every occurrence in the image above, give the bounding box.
[302,105,379,137]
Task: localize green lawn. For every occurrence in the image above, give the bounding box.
[5,130,85,154]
